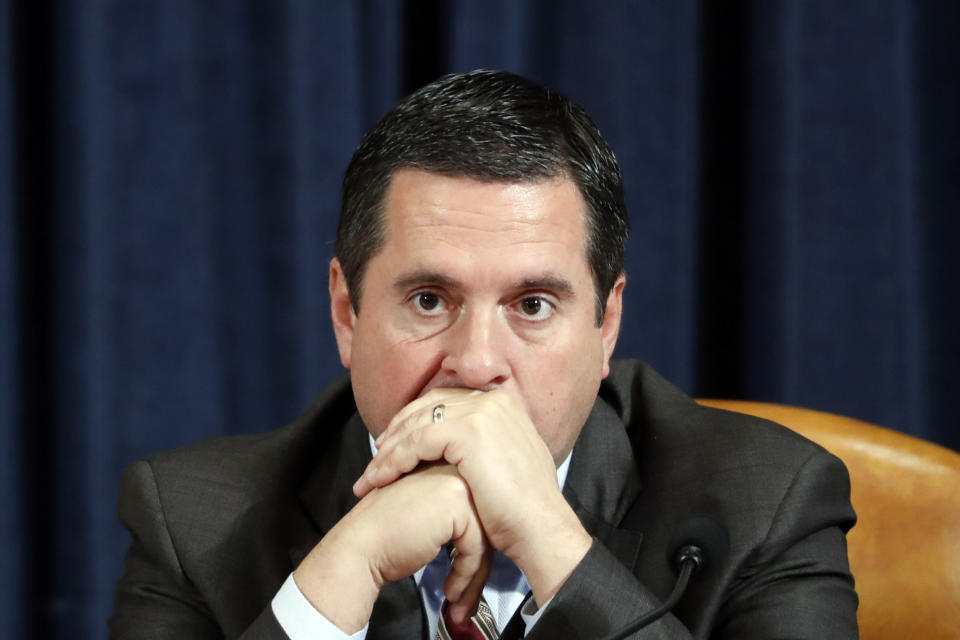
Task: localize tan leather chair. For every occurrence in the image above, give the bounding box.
[697,399,960,640]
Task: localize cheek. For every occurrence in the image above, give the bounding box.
[350,330,441,435]
[520,329,606,453]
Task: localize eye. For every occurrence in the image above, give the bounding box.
[411,291,446,315]
[515,296,554,321]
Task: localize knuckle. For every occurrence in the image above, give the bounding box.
[403,407,424,429]
[464,412,485,429]
[441,474,470,501]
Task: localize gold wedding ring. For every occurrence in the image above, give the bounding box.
[432,404,445,423]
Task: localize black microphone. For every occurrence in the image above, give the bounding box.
[599,516,729,640]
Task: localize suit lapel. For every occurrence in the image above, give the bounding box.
[297,412,370,535]
[286,412,368,569]
[366,579,427,640]
[291,411,427,638]
[563,395,645,571]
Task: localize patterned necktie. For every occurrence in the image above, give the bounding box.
[437,596,499,640]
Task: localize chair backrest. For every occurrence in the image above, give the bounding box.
[696,399,960,640]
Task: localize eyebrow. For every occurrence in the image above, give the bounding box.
[392,270,575,298]
[392,271,462,292]
[517,276,575,298]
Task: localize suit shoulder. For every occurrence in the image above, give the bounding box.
[603,361,855,578]
[604,358,829,462]
[137,375,357,499]
[603,359,851,529]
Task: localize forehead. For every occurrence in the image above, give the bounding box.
[380,168,588,253]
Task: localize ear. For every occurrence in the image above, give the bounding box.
[599,273,626,379]
[329,258,357,369]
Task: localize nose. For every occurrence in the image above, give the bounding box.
[439,307,510,390]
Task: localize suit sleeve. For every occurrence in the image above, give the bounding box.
[711,449,858,639]
[528,450,858,639]
[109,460,289,640]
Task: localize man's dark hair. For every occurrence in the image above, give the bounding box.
[336,69,629,324]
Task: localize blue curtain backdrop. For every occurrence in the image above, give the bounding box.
[2,1,958,638]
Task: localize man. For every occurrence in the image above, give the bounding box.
[111,70,858,639]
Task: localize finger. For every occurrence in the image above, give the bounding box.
[376,388,481,447]
[354,423,460,496]
[375,401,437,448]
[366,415,475,494]
[443,505,492,622]
[380,389,457,443]
[444,546,492,624]
[444,537,490,601]
[371,392,493,479]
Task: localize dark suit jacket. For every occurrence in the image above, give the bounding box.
[110,360,858,639]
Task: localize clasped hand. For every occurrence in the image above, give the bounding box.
[295,389,591,633]
[357,389,591,612]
